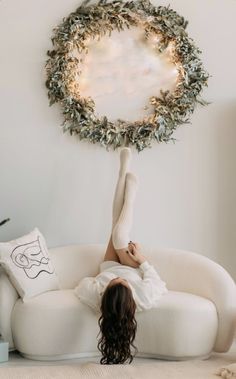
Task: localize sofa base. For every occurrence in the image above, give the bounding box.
[20,351,101,361]
[136,352,211,361]
[19,351,211,362]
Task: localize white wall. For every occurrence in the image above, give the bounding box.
[0,0,235,279]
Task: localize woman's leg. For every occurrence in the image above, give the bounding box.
[103,148,131,262]
[112,173,139,268]
[103,235,120,262]
[111,148,131,229]
[103,236,139,268]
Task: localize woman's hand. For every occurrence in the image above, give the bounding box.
[127,242,147,265]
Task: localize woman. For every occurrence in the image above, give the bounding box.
[74,148,168,365]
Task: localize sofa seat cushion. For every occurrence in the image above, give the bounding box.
[11,289,218,359]
[12,289,100,357]
[135,291,218,359]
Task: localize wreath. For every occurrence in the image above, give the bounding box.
[45,0,209,152]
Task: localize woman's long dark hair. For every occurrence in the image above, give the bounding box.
[97,282,138,365]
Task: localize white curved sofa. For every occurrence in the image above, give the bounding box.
[0,244,235,361]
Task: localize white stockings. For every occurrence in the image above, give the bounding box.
[111,148,138,250]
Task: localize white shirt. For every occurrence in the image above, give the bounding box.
[74,260,168,314]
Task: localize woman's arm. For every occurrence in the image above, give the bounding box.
[74,277,102,313]
[139,260,168,292]
[128,242,168,291]
[127,243,168,310]
[126,242,147,265]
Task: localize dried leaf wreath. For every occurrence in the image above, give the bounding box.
[45,0,209,152]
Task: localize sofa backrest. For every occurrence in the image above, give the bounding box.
[48,243,236,297]
[48,243,210,290]
[49,243,183,289]
[49,243,181,289]
[49,244,105,289]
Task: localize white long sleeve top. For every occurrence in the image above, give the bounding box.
[74,260,168,314]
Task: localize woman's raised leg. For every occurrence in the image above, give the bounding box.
[112,173,139,268]
[111,148,131,229]
[103,147,131,262]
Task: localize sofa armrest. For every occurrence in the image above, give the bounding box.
[0,266,19,349]
[146,248,236,352]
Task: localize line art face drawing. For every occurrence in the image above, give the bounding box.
[10,236,54,279]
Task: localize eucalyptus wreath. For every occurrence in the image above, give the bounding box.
[45,0,209,152]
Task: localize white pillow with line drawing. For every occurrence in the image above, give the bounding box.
[0,228,59,301]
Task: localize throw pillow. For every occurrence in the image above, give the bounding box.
[0,228,59,301]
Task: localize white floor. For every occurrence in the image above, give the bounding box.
[1,341,236,368]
